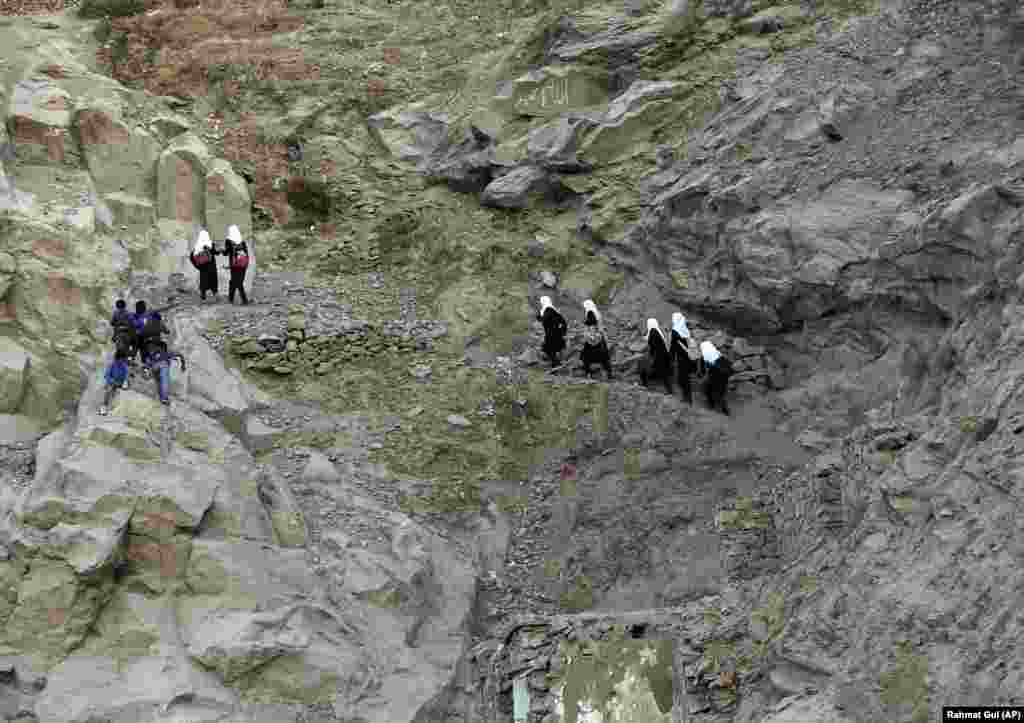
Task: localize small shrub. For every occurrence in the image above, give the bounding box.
[880,640,930,722]
[878,449,896,465]
[702,607,722,626]
[959,416,978,434]
[286,176,332,220]
[93,16,113,42]
[78,0,145,18]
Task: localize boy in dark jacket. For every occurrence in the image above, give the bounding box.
[223,224,250,305]
[146,339,186,406]
[111,299,137,363]
[99,348,130,415]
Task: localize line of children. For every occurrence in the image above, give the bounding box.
[534,296,735,414]
[189,225,251,305]
[100,298,185,415]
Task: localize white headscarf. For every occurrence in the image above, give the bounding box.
[583,299,602,325]
[539,296,555,315]
[701,340,721,364]
[671,312,690,339]
[646,318,666,345]
[193,228,212,255]
[226,225,242,244]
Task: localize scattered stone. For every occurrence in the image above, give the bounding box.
[539,271,558,288]
[447,414,472,428]
[410,364,432,380]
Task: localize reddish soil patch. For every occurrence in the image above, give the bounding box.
[100,0,314,100]
[47,607,67,626]
[42,96,67,111]
[127,540,180,578]
[11,116,54,145]
[206,174,226,196]
[173,156,198,222]
[33,237,67,258]
[76,110,130,147]
[39,64,69,79]
[46,275,82,307]
[0,0,65,14]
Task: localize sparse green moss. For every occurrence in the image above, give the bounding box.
[878,449,897,465]
[702,639,735,674]
[959,416,978,434]
[364,587,403,608]
[671,269,690,289]
[751,591,785,647]
[703,607,722,627]
[559,574,594,613]
[718,497,772,529]
[558,637,673,723]
[495,494,528,515]
[880,640,930,722]
[798,574,817,594]
[624,447,640,480]
[177,430,211,452]
[399,477,482,515]
[543,559,562,579]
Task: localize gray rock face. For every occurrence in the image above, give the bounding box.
[0,337,30,414]
[481,165,577,209]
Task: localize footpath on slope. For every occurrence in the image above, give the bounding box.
[105,267,805,638]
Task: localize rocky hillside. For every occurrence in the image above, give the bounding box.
[0,0,1022,720]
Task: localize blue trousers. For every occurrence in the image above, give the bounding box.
[153,361,170,402]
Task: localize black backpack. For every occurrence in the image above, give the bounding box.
[717,356,734,377]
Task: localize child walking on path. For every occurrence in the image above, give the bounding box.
[99,348,130,415]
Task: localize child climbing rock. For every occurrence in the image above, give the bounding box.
[580,299,612,380]
[146,341,186,406]
[538,296,567,368]
[189,228,220,301]
[111,299,136,363]
[639,318,673,394]
[99,348,130,416]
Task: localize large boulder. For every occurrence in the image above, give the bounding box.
[481,165,577,209]
[205,158,252,243]
[0,336,30,413]
[526,116,596,172]
[367,105,451,165]
[75,100,161,199]
[8,78,78,167]
[156,132,213,224]
[492,64,609,118]
[169,312,272,417]
[103,191,155,230]
[578,80,685,164]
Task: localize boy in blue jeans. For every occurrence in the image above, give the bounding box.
[99,348,130,415]
[146,341,186,405]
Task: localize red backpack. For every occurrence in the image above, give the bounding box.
[230,250,249,270]
[193,251,211,266]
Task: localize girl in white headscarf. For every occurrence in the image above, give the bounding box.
[537,296,567,368]
[640,318,673,394]
[189,228,220,301]
[580,299,612,380]
[670,312,695,404]
[699,340,732,415]
[223,224,250,305]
